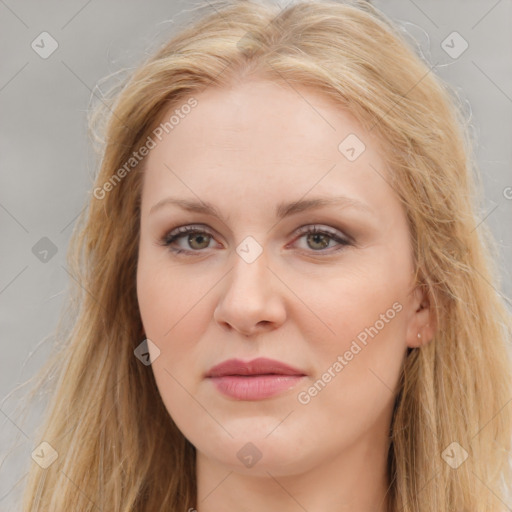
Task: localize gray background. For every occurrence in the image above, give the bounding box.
[1,0,511,508]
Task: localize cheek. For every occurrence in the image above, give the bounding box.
[137,266,201,366]
[292,316,406,460]
[136,259,211,436]
[136,252,215,384]
[292,248,409,347]
[294,254,409,415]
[136,247,206,340]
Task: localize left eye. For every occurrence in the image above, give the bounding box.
[160,224,352,255]
[293,225,351,252]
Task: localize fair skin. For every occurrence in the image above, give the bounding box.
[136,77,435,512]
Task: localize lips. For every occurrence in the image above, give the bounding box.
[206,357,306,400]
[206,357,305,378]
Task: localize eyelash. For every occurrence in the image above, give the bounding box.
[158,224,352,256]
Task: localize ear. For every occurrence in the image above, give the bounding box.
[406,284,436,348]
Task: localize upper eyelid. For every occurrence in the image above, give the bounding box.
[165,223,347,239]
[163,223,352,249]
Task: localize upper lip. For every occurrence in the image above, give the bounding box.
[206,357,306,378]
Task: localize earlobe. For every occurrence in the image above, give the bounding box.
[406,287,436,348]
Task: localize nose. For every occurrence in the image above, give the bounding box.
[213,248,287,337]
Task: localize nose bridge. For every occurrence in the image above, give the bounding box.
[228,238,271,300]
[214,238,286,334]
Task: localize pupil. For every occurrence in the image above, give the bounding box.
[309,233,328,249]
[190,234,208,249]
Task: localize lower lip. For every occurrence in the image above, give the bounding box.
[208,375,305,400]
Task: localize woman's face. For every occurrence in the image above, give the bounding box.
[136,78,431,476]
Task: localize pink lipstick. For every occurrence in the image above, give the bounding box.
[206,357,306,400]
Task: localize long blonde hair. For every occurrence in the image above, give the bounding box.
[19,0,512,510]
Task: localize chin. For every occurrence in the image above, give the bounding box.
[196,427,316,476]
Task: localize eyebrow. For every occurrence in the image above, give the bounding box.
[149,195,374,221]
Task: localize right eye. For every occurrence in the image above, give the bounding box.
[160,225,217,255]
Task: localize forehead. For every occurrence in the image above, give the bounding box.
[147,79,374,163]
[140,79,395,217]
